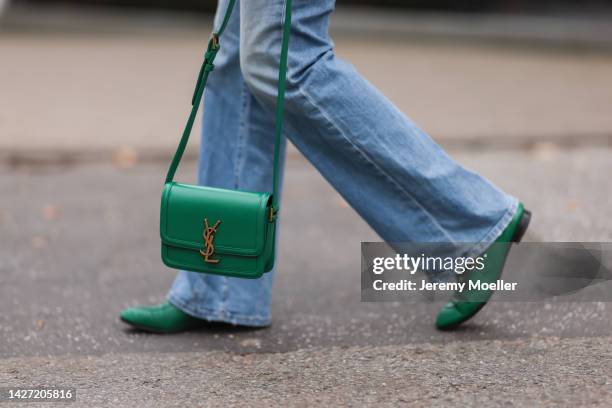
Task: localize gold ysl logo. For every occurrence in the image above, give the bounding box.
[200,218,221,263]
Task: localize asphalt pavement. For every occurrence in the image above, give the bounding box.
[1,337,610,407]
[1,148,612,405]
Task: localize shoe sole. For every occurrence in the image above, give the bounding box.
[512,209,531,243]
[120,316,172,334]
[438,208,531,330]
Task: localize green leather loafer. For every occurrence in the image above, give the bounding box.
[435,203,531,330]
[120,302,207,334]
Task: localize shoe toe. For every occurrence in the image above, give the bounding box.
[118,303,199,333]
[119,307,142,325]
[435,302,464,330]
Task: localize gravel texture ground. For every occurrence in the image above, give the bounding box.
[1,337,610,407]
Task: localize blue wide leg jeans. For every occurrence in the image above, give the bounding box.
[168,0,518,326]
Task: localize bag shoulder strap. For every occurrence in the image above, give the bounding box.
[165,0,292,221]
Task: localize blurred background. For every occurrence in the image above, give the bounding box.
[1,0,612,161]
[1,0,612,402]
[7,0,612,12]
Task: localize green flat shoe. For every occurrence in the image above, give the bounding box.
[120,301,207,334]
[435,203,531,330]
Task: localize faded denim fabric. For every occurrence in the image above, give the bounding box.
[168,0,518,326]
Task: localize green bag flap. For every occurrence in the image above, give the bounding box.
[160,182,271,257]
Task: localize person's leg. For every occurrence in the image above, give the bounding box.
[241,0,516,254]
[121,0,286,331]
[167,0,288,328]
[239,0,529,329]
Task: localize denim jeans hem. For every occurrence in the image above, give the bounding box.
[461,197,519,259]
[167,293,272,328]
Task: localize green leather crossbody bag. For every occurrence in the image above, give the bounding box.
[160,0,291,279]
